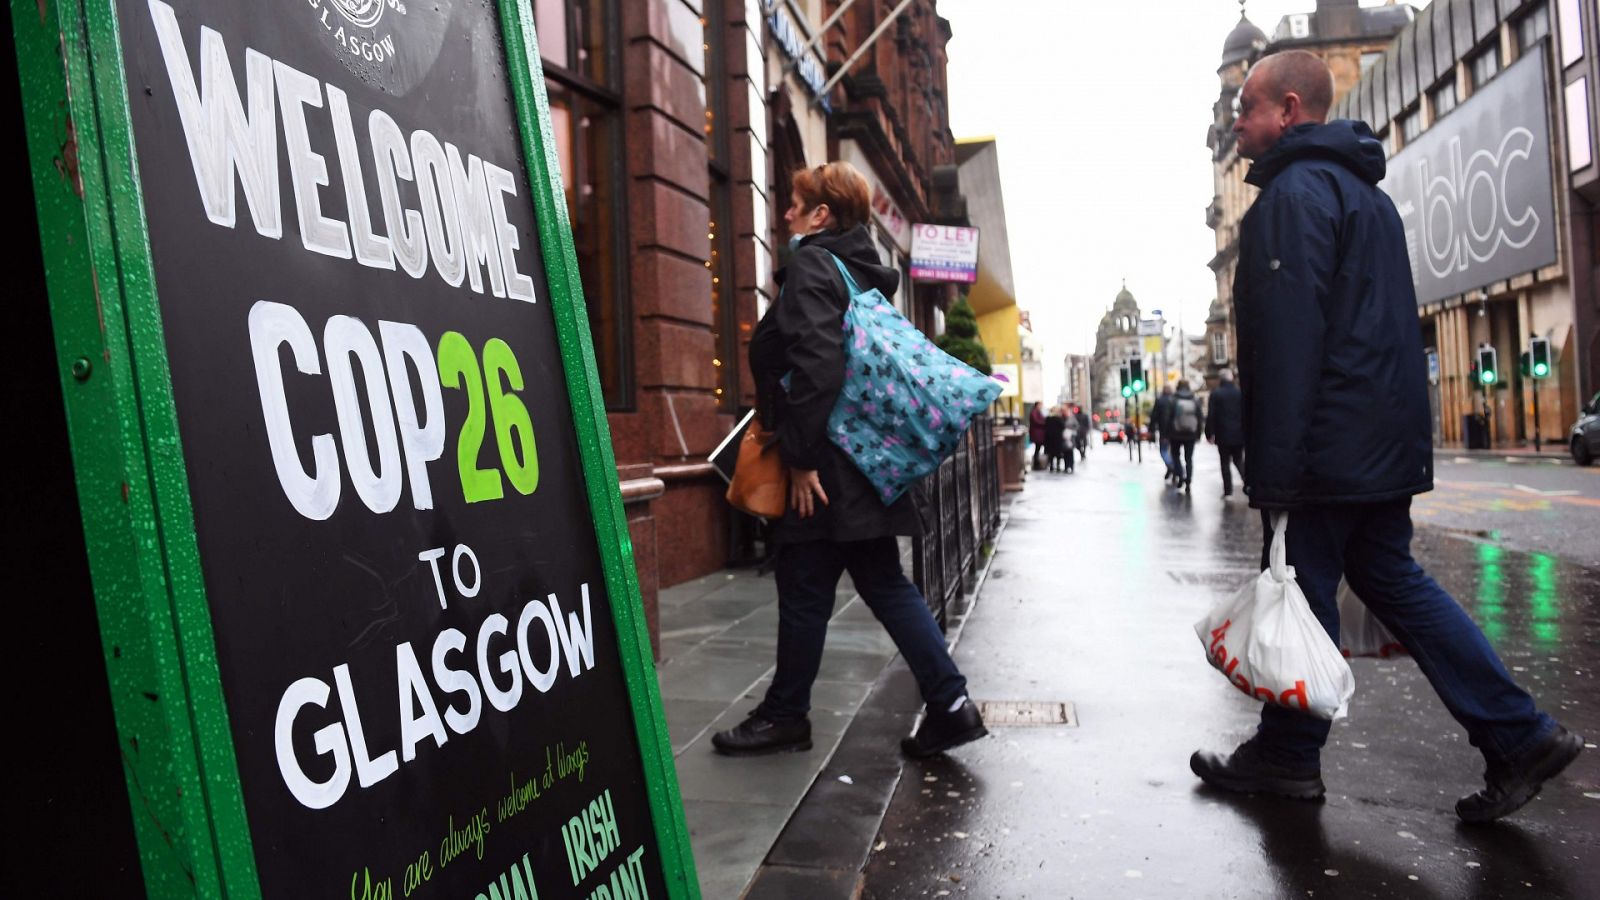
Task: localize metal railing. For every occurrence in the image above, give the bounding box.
[913,414,1001,628]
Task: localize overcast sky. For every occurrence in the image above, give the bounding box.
[940,0,1406,397]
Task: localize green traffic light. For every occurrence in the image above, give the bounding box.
[1121,386,1133,397]
[1480,369,1496,385]
[1533,362,1548,377]
[1132,381,1145,392]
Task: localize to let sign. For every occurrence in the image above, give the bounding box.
[910,224,980,283]
[16,0,696,897]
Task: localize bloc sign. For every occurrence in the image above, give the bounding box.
[34,1,692,897]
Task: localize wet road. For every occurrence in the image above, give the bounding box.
[1418,456,1600,568]
[860,444,1600,899]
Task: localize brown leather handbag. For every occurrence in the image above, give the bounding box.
[726,420,788,519]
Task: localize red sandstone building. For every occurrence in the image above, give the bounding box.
[531,0,965,651]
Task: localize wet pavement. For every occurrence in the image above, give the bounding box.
[1418,455,1600,568]
[858,443,1600,899]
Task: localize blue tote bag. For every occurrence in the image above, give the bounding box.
[826,254,1002,504]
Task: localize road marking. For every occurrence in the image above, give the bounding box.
[1452,457,1476,464]
[1513,484,1581,497]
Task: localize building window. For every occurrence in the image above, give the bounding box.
[538,0,631,409]
[1211,331,1228,365]
[704,0,737,412]
[1568,77,1594,171]
[1379,127,1396,158]
[1518,3,1552,51]
[1430,79,1458,120]
[1399,108,1423,144]
[1469,45,1500,89]
[1556,0,1584,66]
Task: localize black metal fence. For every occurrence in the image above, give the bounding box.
[913,414,1002,628]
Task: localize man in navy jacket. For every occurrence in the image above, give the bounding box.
[1190,50,1580,823]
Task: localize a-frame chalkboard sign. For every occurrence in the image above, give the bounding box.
[13,0,697,896]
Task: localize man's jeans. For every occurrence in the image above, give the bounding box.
[758,536,967,721]
[1218,444,1245,494]
[1255,502,1553,769]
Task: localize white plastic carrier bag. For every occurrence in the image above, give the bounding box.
[1336,579,1408,659]
[1194,512,1355,721]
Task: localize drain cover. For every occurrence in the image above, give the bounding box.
[975,700,1077,726]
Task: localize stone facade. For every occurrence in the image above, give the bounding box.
[1091,284,1144,417]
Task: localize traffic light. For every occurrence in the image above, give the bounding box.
[1119,364,1132,398]
[1477,345,1498,386]
[1129,358,1146,393]
[1530,336,1550,379]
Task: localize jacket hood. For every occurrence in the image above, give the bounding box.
[1246,120,1386,188]
[794,225,900,297]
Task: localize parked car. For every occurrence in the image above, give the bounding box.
[1101,423,1124,444]
[1572,392,1600,465]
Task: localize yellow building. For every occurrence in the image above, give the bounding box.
[955,136,1024,416]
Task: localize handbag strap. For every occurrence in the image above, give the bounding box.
[827,252,864,298]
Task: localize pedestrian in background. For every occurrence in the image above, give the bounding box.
[1061,405,1079,473]
[1205,368,1246,499]
[1074,405,1091,461]
[1029,401,1047,470]
[1152,384,1177,483]
[1168,380,1203,494]
[716,161,986,760]
[1044,405,1069,472]
[1189,51,1580,822]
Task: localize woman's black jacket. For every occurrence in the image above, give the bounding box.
[749,226,920,544]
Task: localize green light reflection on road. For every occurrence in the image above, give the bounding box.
[1528,551,1560,646]
[1477,542,1505,643]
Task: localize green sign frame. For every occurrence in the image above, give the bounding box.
[11,0,697,896]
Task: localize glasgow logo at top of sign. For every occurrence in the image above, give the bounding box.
[303,0,452,96]
[1408,129,1542,280]
[329,0,389,29]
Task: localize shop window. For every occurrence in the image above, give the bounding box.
[704,0,737,412]
[538,0,631,409]
[1430,79,1458,120]
[1469,45,1501,89]
[1518,3,1551,50]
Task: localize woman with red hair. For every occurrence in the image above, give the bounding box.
[712,162,986,759]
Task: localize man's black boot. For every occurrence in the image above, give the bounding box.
[1457,725,1583,823]
[1189,739,1325,800]
[711,713,811,757]
[901,698,988,758]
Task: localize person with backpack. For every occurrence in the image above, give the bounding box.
[714,161,985,761]
[1168,381,1203,493]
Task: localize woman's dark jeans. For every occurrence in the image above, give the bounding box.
[1254,502,1553,769]
[757,536,967,721]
